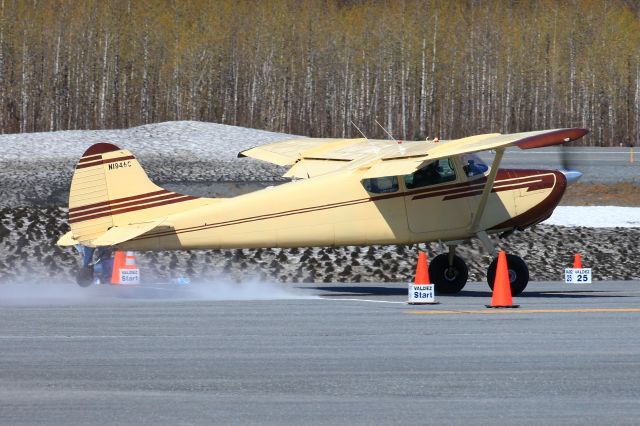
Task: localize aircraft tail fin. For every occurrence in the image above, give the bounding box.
[64,143,207,246]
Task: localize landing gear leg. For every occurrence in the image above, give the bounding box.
[429,245,469,294]
[75,246,95,287]
[486,254,529,296]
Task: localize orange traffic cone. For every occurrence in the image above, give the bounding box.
[414,251,430,284]
[486,251,519,308]
[110,251,125,284]
[409,251,438,305]
[573,253,583,269]
[124,251,137,269]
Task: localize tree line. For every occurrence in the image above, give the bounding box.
[1,0,639,145]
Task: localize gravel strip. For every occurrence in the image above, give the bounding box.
[1,207,637,285]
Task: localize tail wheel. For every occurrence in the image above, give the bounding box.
[487,254,529,296]
[75,266,93,287]
[429,253,469,294]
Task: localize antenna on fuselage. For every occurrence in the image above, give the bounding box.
[374,119,396,141]
[350,120,368,139]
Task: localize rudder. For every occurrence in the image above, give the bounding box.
[68,143,200,246]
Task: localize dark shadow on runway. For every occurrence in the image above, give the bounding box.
[524,290,635,299]
[309,286,636,299]
[310,286,408,296]
[456,290,634,299]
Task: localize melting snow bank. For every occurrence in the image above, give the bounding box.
[0,121,294,207]
[544,206,640,227]
[0,121,295,160]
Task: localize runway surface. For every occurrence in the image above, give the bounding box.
[479,146,640,183]
[2,280,640,425]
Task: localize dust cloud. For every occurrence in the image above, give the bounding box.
[0,274,317,305]
[0,278,98,305]
[180,278,317,301]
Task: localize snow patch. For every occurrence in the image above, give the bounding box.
[544,206,640,228]
[0,121,295,160]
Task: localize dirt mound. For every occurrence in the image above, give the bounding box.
[562,183,640,206]
[1,207,638,285]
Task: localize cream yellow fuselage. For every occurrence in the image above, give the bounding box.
[121,159,565,251]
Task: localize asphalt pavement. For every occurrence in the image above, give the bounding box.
[1,280,640,425]
[479,146,640,183]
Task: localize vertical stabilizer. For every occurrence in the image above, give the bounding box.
[67,142,206,246]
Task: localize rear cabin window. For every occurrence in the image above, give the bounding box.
[404,159,457,189]
[362,176,399,194]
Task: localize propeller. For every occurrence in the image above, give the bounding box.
[558,138,583,185]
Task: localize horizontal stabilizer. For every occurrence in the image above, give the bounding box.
[91,218,167,246]
[57,231,79,247]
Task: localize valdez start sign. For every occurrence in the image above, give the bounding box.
[408,283,437,304]
[565,268,592,284]
[119,269,140,284]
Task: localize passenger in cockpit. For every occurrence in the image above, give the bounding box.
[462,154,488,177]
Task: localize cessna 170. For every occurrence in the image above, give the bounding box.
[58,127,589,294]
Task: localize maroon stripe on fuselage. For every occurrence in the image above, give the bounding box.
[131,171,559,242]
[434,176,554,201]
[78,154,103,164]
[69,193,188,220]
[76,160,104,169]
[75,155,136,170]
[133,196,378,241]
[490,171,566,230]
[68,195,197,224]
[407,173,553,202]
[70,189,170,214]
[442,181,545,201]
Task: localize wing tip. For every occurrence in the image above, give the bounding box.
[516,128,590,150]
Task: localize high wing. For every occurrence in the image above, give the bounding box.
[239,128,589,179]
[238,137,366,166]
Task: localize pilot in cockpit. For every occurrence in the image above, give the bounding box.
[461,154,489,177]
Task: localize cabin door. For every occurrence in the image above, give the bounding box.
[403,158,471,234]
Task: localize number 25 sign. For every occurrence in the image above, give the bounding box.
[565,268,592,284]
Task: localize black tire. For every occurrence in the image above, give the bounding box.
[75,266,93,287]
[429,253,469,294]
[487,254,529,296]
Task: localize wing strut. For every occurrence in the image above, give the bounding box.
[468,148,505,233]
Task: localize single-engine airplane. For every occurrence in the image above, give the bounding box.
[58,127,589,293]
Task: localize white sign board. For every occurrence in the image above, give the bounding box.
[564,268,592,284]
[120,269,140,285]
[408,284,436,304]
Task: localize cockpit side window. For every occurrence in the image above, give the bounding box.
[403,158,457,189]
[460,153,489,177]
[362,176,399,194]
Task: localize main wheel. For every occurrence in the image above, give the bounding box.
[487,254,529,296]
[429,253,469,294]
[75,266,93,287]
